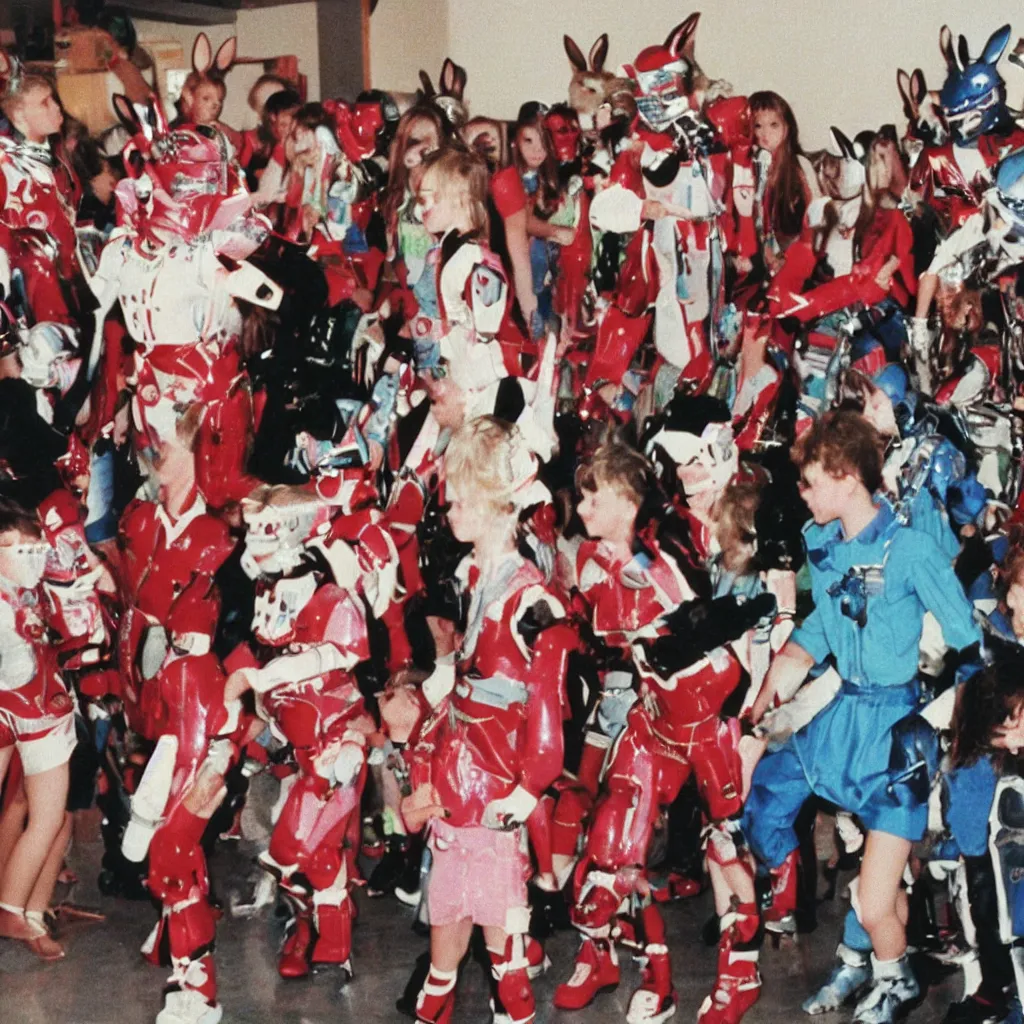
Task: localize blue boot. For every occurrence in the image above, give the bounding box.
[802,943,871,1015]
[852,954,920,1024]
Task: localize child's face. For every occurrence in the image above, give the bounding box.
[797,461,856,525]
[418,172,465,236]
[270,108,296,143]
[403,118,441,170]
[186,82,224,125]
[753,109,787,154]
[516,125,547,171]
[0,528,49,591]
[576,478,638,542]
[14,85,64,142]
[1007,578,1024,640]
[992,697,1024,755]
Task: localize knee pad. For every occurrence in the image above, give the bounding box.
[167,897,217,963]
[148,807,210,903]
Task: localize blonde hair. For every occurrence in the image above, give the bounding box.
[445,416,523,516]
[0,72,54,120]
[420,147,490,238]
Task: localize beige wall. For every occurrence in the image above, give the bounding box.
[369,0,450,97]
[135,5,320,132]
[433,0,1024,148]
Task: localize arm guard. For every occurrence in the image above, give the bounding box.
[249,642,350,693]
[638,592,776,678]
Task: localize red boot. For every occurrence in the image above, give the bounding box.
[311,896,353,974]
[763,849,798,935]
[278,912,313,979]
[553,938,620,1010]
[524,935,550,980]
[698,901,762,1024]
[626,943,677,1023]
[415,964,457,1023]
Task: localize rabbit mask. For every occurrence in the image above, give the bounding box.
[938,24,1011,145]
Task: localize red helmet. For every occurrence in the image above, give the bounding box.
[622,15,700,130]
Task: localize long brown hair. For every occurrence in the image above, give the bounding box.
[511,102,561,216]
[382,104,451,240]
[750,91,807,242]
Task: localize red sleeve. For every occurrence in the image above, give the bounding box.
[490,166,527,219]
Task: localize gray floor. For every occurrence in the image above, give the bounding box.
[0,815,967,1024]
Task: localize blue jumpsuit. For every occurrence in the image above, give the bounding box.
[743,499,980,868]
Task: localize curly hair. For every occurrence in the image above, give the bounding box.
[793,410,884,494]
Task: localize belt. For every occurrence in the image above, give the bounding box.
[840,677,921,704]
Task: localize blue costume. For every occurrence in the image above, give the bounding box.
[744,498,980,869]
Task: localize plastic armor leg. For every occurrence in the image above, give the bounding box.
[311,891,353,973]
[626,902,677,1024]
[551,786,593,864]
[488,935,536,1024]
[553,937,620,1010]
[584,306,651,388]
[527,794,556,882]
[852,954,920,1024]
[763,848,799,935]
[697,901,762,1024]
[156,897,220,1024]
[415,964,457,1023]
[278,892,314,979]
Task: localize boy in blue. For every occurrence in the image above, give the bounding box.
[743,411,981,1024]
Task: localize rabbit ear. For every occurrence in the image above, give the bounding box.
[982,23,1012,66]
[112,93,142,134]
[939,25,959,71]
[214,36,237,73]
[589,34,609,73]
[192,32,213,75]
[564,35,587,72]
[910,68,927,104]
[665,12,700,60]
[957,34,971,69]
[896,69,913,110]
[452,63,468,100]
[419,69,436,97]
[440,57,456,94]
[830,126,854,159]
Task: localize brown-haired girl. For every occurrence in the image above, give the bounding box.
[748,91,818,274]
[512,102,577,337]
[418,148,518,405]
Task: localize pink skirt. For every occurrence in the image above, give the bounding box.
[426,819,529,930]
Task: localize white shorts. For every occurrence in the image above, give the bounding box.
[0,707,76,776]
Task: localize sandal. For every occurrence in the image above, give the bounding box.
[24,912,65,962]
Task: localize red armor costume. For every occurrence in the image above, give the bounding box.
[585,16,730,406]
[84,94,281,507]
[407,550,576,1024]
[117,488,235,741]
[0,129,80,327]
[125,583,246,1024]
[554,532,769,1024]
[232,486,373,982]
